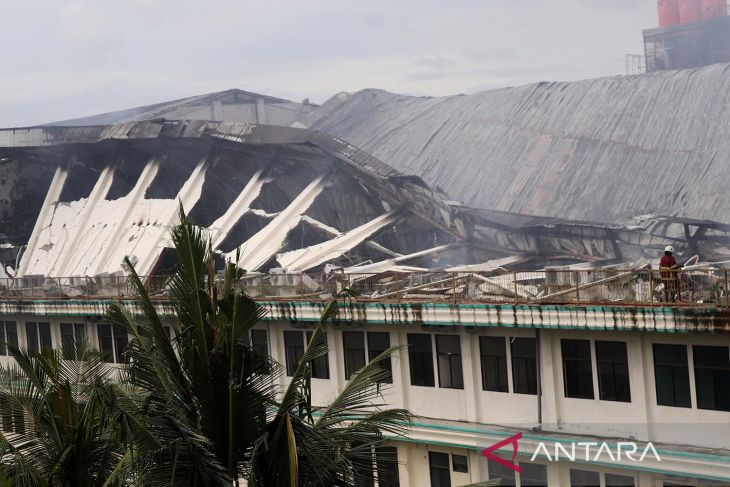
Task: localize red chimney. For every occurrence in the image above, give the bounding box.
[679,0,703,23]
[701,0,728,19]
[658,0,681,26]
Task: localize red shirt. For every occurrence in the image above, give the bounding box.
[660,255,677,268]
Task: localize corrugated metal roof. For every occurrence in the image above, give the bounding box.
[307,64,730,224]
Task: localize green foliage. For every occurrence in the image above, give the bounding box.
[0,343,140,487]
[0,204,411,486]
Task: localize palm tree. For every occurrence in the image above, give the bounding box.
[0,344,147,486]
[108,207,411,486]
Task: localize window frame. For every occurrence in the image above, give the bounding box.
[25,321,52,355]
[0,321,18,356]
[653,343,691,408]
[479,336,509,393]
[511,337,538,395]
[407,333,435,387]
[60,322,86,360]
[367,331,392,383]
[595,340,631,403]
[435,334,464,390]
[561,339,595,400]
[428,451,451,487]
[343,331,367,380]
[284,329,330,379]
[693,344,730,412]
[96,323,128,364]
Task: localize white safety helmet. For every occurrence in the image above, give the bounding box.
[664,245,674,253]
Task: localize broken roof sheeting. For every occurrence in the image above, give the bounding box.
[307,64,730,223]
[0,121,468,277]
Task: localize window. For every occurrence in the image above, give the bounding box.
[596,340,631,402]
[97,324,128,363]
[520,462,548,486]
[693,345,730,411]
[284,330,329,379]
[368,331,392,383]
[479,336,508,392]
[353,443,374,487]
[428,452,451,487]
[0,321,18,356]
[25,322,52,355]
[284,330,305,376]
[60,323,86,360]
[343,331,366,380]
[1,406,24,435]
[436,335,463,389]
[604,473,635,486]
[250,329,268,355]
[451,454,468,473]
[375,446,399,487]
[306,331,330,379]
[653,344,691,408]
[570,469,600,487]
[487,456,515,486]
[562,339,594,399]
[511,337,537,395]
[408,334,435,387]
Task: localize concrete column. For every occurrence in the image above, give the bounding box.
[396,327,411,411]
[539,329,561,426]
[461,330,479,423]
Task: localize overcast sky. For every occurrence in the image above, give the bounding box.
[0,0,657,127]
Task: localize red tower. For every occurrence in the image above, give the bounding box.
[658,0,680,27]
[679,0,703,23]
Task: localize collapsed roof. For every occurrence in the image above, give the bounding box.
[303,63,730,223]
[1,120,729,279]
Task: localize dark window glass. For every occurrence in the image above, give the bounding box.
[511,337,537,395]
[96,324,127,364]
[251,329,268,355]
[693,345,730,412]
[596,341,631,402]
[38,322,52,352]
[353,443,374,487]
[343,331,366,380]
[97,324,114,363]
[452,454,468,473]
[113,326,128,363]
[653,344,691,408]
[408,334,435,387]
[283,331,305,377]
[436,335,463,389]
[605,473,636,487]
[487,456,516,486]
[570,468,600,487]
[61,323,74,359]
[0,321,18,356]
[520,462,548,486]
[479,336,508,392]
[25,322,39,354]
[60,323,86,360]
[562,339,594,399]
[428,452,451,487]
[306,331,330,379]
[368,331,392,383]
[375,446,400,487]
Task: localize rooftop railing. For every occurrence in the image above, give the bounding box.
[1,269,728,307]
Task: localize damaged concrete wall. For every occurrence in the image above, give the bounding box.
[306,64,730,223]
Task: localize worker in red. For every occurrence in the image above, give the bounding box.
[659,245,681,302]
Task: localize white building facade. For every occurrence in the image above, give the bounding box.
[0,299,729,486]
